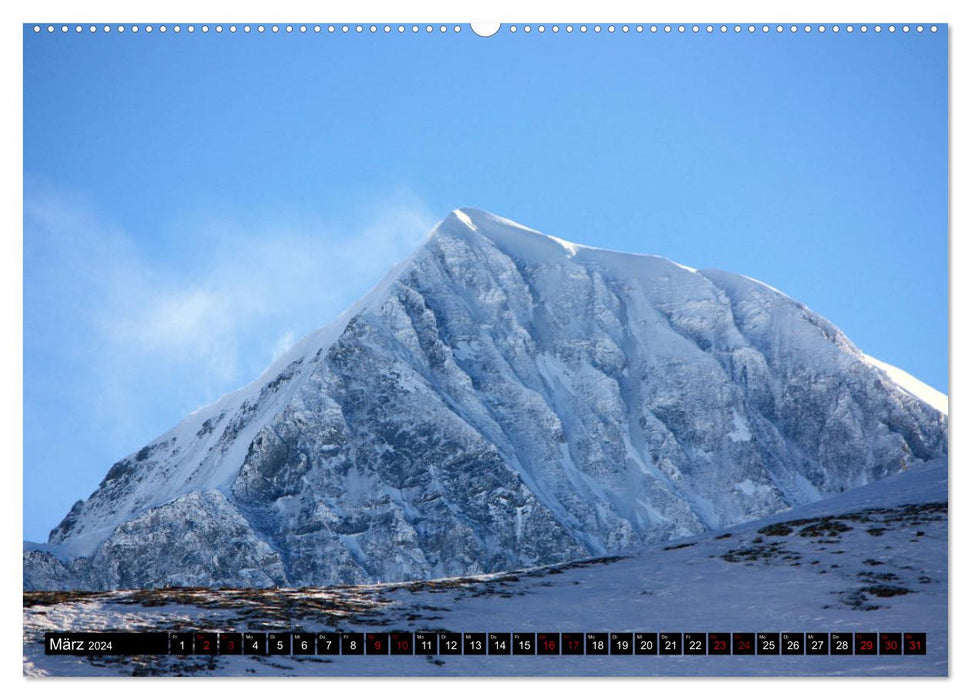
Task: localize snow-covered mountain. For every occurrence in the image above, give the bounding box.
[24,208,948,590]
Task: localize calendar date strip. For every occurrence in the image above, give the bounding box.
[44,631,926,657]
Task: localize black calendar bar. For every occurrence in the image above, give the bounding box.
[45,632,169,655]
[43,631,927,656]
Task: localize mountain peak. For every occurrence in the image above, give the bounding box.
[437,208,703,277]
[434,207,579,262]
[30,208,948,590]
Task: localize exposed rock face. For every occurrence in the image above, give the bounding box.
[26,209,948,590]
[23,550,79,592]
[84,491,289,590]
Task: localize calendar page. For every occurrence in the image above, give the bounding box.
[22,17,948,678]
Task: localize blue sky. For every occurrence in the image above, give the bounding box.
[23,25,947,542]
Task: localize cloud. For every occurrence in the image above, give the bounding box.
[23,185,437,431]
[271,331,297,362]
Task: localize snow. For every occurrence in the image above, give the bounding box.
[727,408,752,442]
[736,479,757,496]
[452,208,478,231]
[548,234,581,257]
[451,207,697,274]
[861,354,948,416]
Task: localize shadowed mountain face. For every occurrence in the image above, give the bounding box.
[26,209,947,590]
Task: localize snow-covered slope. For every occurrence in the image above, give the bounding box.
[23,458,947,676]
[27,208,948,590]
[861,354,948,415]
